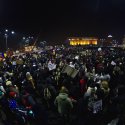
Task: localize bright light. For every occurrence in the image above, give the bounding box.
[108,35,112,38]
[5,34,7,36]
[23,37,26,40]
[11,31,15,34]
[5,29,8,32]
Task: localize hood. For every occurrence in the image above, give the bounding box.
[59,93,68,100]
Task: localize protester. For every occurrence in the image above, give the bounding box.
[54,86,73,123]
[0,46,125,125]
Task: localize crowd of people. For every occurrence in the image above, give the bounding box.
[0,46,125,125]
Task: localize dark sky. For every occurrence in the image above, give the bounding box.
[1,0,125,42]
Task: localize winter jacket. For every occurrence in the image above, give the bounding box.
[54,93,73,115]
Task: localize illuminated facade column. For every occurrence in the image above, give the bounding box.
[68,37,98,46]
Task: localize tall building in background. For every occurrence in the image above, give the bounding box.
[103,35,113,46]
[67,37,98,46]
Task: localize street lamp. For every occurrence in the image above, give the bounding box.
[5,34,8,50]
[28,36,33,39]
[11,31,15,34]
[5,29,8,32]
[4,30,15,50]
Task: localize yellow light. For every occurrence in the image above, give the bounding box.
[77,41,80,45]
[4,53,7,57]
[69,38,98,46]
[92,41,97,45]
[74,42,76,45]
[70,41,74,45]
[80,41,83,45]
[70,41,72,45]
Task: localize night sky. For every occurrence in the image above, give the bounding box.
[1,0,125,43]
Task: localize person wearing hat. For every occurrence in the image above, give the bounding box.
[6,81,19,96]
[54,86,73,123]
[26,72,35,89]
[101,80,110,95]
[6,81,12,86]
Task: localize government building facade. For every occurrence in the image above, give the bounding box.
[67,37,98,46]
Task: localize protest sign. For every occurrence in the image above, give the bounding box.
[61,64,79,78]
[93,100,102,114]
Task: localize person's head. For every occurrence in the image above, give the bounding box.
[101,80,109,92]
[26,72,32,80]
[6,80,12,86]
[9,91,17,98]
[60,86,69,94]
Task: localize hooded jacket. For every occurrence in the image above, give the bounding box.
[54,93,73,115]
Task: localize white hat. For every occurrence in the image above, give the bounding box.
[111,61,116,66]
[26,72,32,80]
[23,65,26,68]
[9,73,13,77]
[26,72,31,76]
[6,81,12,86]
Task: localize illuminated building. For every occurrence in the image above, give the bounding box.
[67,37,98,46]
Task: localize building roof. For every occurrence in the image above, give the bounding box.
[68,37,98,41]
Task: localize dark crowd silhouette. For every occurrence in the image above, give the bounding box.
[0,46,125,125]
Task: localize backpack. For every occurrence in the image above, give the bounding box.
[44,87,51,100]
[8,99,18,110]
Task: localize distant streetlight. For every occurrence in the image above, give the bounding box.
[22,36,34,47]
[11,31,15,34]
[23,37,26,40]
[5,34,8,50]
[5,29,8,32]
[28,36,33,39]
[5,30,15,50]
